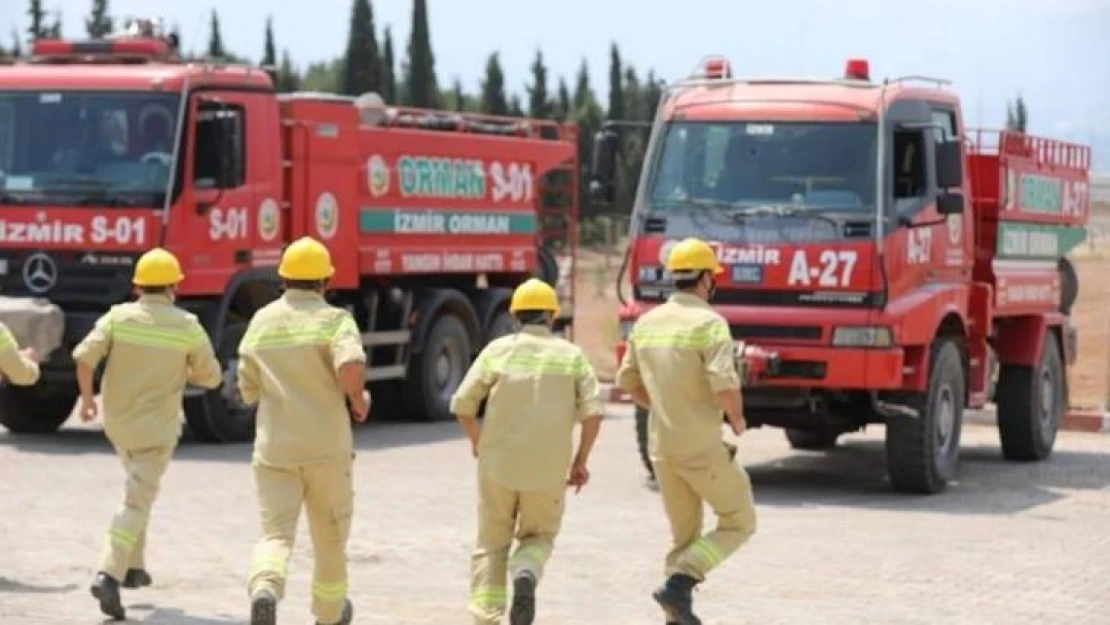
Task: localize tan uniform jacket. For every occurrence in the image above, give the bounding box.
[450,325,604,492]
[0,322,40,385]
[72,294,223,450]
[616,292,740,460]
[237,290,366,467]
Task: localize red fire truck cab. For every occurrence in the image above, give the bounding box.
[0,23,578,442]
[592,56,1091,494]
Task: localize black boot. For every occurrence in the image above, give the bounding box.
[123,568,152,589]
[317,598,353,625]
[652,574,701,625]
[509,571,537,625]
[250,588,277,625]
[89,572,126,621]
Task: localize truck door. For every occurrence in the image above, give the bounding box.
[180,93,258,291]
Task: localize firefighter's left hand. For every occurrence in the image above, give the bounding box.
[78,396,98,423]
[567,461,590,494]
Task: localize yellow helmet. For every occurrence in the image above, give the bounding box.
[132,247,184,286]
[664,238,723,275]
[278,236,335,280]
[509,278,560,315]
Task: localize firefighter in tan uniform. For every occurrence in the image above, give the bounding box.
[0,323,41,386]
[73,247,223,620]
[451,278,604,625]
[616,238,757,625]
[239,237,368,625]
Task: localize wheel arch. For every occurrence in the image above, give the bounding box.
[409,288,481,355]
[471,288,514,343]
[198,268,281,345]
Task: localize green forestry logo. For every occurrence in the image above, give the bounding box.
[367,155,390,197]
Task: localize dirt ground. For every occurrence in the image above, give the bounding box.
[571,204,1110,408]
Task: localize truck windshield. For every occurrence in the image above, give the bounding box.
[646,121,877,214]
[0,90,180,208]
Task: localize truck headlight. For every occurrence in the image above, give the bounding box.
[832,326,893,347]
[618,319,635,341]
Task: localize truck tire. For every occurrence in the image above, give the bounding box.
[486,310,516,342]
[785,428,839,450]
[405,314,472,422]
[885,339,965,494]
[183,321,255,443]
[0,382,78,434]
[635,406,655,480]
[1058,258,1078,315]
[536,247,559,286]
[996,332,1063,461]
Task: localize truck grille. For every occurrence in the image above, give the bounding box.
[730,324,822,341]
[0,250,136,308]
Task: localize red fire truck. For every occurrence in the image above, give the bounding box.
[0,23,578,442]
[592,56,1091,494]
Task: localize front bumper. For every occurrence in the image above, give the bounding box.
[615,340,905,390]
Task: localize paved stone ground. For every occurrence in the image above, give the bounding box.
[1,405,1108,624]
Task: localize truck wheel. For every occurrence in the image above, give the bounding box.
[486,310,516,342]
[405,314,472,422]
[885,339,965,494]
[536,247,559,286]
[0,382,78,434]
[996,332,1063,461]
[183,321,256,443]
[785,428,839,450]
[635,406,655,480]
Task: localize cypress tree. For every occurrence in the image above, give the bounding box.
[340,0,381,97]
[28,1,46,41]
[262,17,277,67]
[11,29,23,57]
[508,94,524,117]
[276,50,302,93]
[607,43,625,121]
[86,0,113,38]
[479,52,508,116]
[404,0,439,107]
[452,78,465,111]
[207,10,225,59]
[556,78,571,121]
[381,26,397,103]
[527,49,551,119]
[573,59,591,112]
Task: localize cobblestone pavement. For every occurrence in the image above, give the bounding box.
[1,404,1108,624]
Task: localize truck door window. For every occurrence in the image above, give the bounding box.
[892,128,926,210]
[930,110,957,142]
[193,103,246,190]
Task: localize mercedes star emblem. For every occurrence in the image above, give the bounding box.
[22,252,59,294]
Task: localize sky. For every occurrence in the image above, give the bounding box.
[4,0,1110,169]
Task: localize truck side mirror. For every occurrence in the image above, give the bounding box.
[589,129,619,204]
[937,191,965,215]
[935,139,963,189]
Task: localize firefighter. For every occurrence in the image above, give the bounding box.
[239,236,368,625]
[450,278,604,625]
[0,323,41,385]
[615,237,757,625]
[73,247,223,621]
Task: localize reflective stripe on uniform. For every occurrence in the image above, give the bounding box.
[249,554,288,580]
[510,544,551,568]
[107,527,137,550]
[0,327,16,351]
[469,585,507,609]
[241,316,355,351]
[488,353,589,376]
[311,579,348,602]
[107,308,207,352]
[630,323,730,350]
[688,537,725,569]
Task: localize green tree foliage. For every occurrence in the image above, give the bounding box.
[555,78,571,121]
[644,70,663,120]
[45,12,62,38]
[381,26,397,103]
[276,50,301,93]
[11,29,23,57]
[28,1,46,41]
[405,0,439,107]
[302,58,343,93]
[207,10,226,59]
[341,0,381,97]
[480,52,508,116]
[1006,94,1028,133]
[508,94,524,117]
[262,17,277,67]
[451,78,465,111]
[85,0,113,38]
[527,50,551,119]
[607,43,625,122]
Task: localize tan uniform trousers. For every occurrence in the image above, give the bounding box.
[99,445,175,581]
[654,443,757,580]
[248,456,354,625]
[470,472,566,625]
